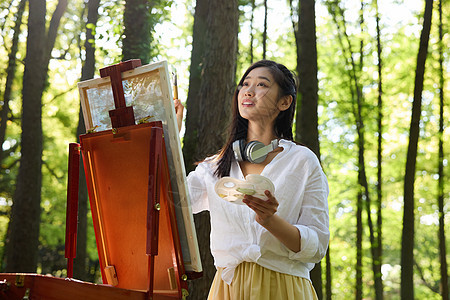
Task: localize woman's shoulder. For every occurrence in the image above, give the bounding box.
[192,155,219,174]
[279,140,322,168]
[280,139,317,158]
[186,155,219,186]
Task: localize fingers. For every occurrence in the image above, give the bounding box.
[173,99,184,133]
[244,191,277,207]
[174,99,184,114]
[243,190,278,224]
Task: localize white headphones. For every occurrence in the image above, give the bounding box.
[232,139,279,164]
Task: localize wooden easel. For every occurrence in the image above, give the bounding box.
[64,60,189,299]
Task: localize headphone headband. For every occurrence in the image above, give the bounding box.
[233,139,279,164]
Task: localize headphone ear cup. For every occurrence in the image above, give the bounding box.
[239,139,247,161]
[232,139,246,162]
[245,141,267,164]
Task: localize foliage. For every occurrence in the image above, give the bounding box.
[318,0,449,298]
[237,0,296,81]
[0,0,448,297]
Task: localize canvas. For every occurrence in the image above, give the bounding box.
[77,60,201,276]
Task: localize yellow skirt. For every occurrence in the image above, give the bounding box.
[207,261,319,300]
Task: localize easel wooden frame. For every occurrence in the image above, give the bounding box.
[77,60,201,275]
[65,60,200,299]
[73,122,188,299]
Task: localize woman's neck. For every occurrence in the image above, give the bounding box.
[247,121,277,145]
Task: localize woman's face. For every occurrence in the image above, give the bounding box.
[238,67,284,124]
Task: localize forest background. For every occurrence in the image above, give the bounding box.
[0,0,448,299]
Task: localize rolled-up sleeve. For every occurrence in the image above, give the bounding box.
[186,163,210,213]
[288,160,329,263]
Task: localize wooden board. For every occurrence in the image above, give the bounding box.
[80,123,187,296]
[0,273,187,299]
[0,273,146,300]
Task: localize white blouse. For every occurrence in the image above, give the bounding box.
[187,139,329,284]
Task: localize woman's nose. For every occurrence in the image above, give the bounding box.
[244,86,254,96]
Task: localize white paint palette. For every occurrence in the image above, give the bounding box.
[214,174,275,205]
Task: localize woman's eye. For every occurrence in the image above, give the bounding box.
[257,82,267,87]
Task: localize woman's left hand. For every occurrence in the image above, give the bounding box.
[243,190,279,226]
[173,99,184,133]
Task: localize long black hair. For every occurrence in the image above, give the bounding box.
[214,60,297,178]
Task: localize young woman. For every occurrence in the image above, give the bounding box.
[175,60,329,299]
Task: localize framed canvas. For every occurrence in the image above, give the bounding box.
[77,60,202,274]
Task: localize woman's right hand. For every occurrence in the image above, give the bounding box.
[174,99,184,133]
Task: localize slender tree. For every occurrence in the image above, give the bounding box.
[356,192,363,300]
[401,0,433,298]
[73,0,101,281]
[5,0,68,272]
[187,0,239,298]
[0,0,27,273]
[436,0,448,298]
[249,0,256,63]
[355,3,379,300]
[324,1,365,297]
[183,0,208,172]
[324,2,376,298]
[290,0,324,297]
[262,0,268,59]
[374,0,384,298]
[0,0,26,165]
[325,247,331,300]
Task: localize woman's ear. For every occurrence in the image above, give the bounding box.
[278,95,293,111]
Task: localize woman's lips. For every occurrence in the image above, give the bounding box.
[242,99,255,107]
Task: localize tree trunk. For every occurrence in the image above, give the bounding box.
[436,1,448,299]
[0,1,27,272]
[187,0,238,298]
[122,0,151,64]
[249,0,255,63]
[6,0,41,272]
[294,0,324,297]
[73,0,100,281]
[0,0,26,164]
[188,211,212,299]
[356,192,363,300]
[355,3,378,300]
[195,1,238,159]
[183,0,208,172]
[401,0,433,298]
[295,0,319,157]
[325,248,331,300]
[374,0,384,298]
[5,0,67,273]
[5,0,47,273]
[324,2,374,298]
[262,0,267,59]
